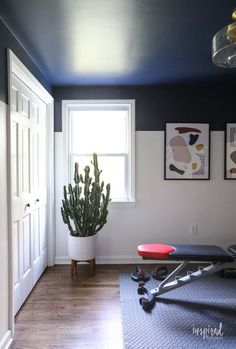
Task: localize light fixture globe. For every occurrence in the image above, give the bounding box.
[212,11,236,67]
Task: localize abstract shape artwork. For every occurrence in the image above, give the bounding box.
[230,151,236,164]
[193,154,206,176]
[189,134,199,145]
[165,123,210,179]
[169,164,185,175]
[225,123,236,179]
[175,127,201,134]
[169,136,191,163]
[196,144,204,151]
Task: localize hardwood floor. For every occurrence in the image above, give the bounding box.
[10,264,136,349]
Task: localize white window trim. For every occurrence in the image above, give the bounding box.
[62,99,137,207]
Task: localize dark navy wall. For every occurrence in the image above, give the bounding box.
[53,80,236,132]
[0,18,51,104]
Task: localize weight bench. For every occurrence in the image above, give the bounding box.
[137,243,236,311]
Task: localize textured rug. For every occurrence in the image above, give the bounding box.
[119,273,236,349]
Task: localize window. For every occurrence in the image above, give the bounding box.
[63,100,135,203]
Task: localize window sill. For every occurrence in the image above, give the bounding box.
[109,200,138,209]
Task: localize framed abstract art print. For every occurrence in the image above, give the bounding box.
[164,123,210,180]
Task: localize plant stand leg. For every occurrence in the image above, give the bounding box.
[89,258,96,275]
[71,260,77,276]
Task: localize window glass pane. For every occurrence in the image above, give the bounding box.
[70,110,128,154]
[71,155,127,200]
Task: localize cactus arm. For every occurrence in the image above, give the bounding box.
[82,166,91,236]
[73,162,80,184]
[92,153,102,184]
[94,183,111,233]
[61,203,74,235]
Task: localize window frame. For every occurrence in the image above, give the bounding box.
[62,99,136,207]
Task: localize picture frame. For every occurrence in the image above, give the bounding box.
[225,123,236,180]
[164,123,210,180]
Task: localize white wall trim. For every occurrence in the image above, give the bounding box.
[55,257,71,265]
[96,256,169,264]
[55,256,206,265]
[0,101,11,349]
[46,102,55,266]
[55,256,155,264]
[129,99,135,202]
[7,49,54,338]
[0,330,13,349]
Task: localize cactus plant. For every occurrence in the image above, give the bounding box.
[61,153,111,237]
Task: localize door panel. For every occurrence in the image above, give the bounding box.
[21,94,30,119]
[32,207,44,285]
[11,121,19,198]
[11,77,21,224]
[11,86,19,112]
[21,126,30,195]
[21,214,32,302]
[32,132,39,191]
[40,205,47,253]
[13,221,21,314]
[40,129,47,190]
[33,209,40,262]
[32,101,39,124]
[13,222,20,287]
[22,215,31,276]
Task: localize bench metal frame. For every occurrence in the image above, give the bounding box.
[138,259,236,311]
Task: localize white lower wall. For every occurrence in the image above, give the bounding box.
[55,131,236,264]
[0,101,11,348]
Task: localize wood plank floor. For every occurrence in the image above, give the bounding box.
[10,264,137,349]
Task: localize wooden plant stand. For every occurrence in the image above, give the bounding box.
[71,258,96,276]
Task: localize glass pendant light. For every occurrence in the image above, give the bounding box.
[212,10,236,67]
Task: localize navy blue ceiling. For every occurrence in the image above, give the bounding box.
[1,0,236,85]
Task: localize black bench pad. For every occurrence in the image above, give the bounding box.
[169,244,234,262]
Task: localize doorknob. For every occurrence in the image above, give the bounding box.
[35,199,39,203]
[25,203,30,208]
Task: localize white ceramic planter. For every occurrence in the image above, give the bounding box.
[68,233,96,261]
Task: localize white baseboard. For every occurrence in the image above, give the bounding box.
[55,256,71,264]
[0,331,12,349]
[55,256,149,264]
[96,256,158,264]
[94,257,198,264]
[55,256,179,265]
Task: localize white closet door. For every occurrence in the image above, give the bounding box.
[11,74,48,314]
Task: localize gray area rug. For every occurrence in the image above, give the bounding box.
[119,273,236,349]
